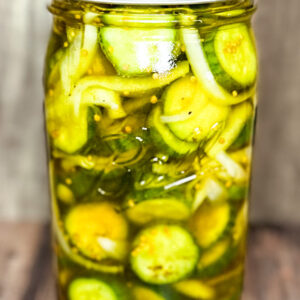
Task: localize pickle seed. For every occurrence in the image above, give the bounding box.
[150,95,158,104]
[63,41,69,48]
[128,199,135,208]
[124,126,132,134]
[152,73,159,80]
[190,76,197,83]
[65,178,72,185]
[195,183,202,190]
[94,114,101,122]
[232,90,238,97]
[108,46,114,53]
[225,181,232,188]
[219,137,226,144]
[51,130,60,139]
[81,49,89,57]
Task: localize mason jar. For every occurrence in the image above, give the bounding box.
[44,0,257,299]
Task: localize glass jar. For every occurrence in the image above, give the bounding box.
[44,0,257,299]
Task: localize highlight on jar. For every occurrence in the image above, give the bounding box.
[44,1,257,299]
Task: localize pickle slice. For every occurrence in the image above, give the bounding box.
[68,278,118,300]
[130,224,199,284]
[65,202,129,261]
[190,202,233,249]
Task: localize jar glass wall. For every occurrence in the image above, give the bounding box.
[44,1,257,299]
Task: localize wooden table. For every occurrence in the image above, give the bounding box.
[1,224,299,300]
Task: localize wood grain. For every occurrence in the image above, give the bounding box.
[0,223,44,300]
[1,224,299,300]
[1,0,300,224]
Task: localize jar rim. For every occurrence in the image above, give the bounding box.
[70,0,247,5]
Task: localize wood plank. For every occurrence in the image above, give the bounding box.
[0,223,44,300]
[243,227,300,300]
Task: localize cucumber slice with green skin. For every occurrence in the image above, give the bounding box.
[174,279,215,299]
[212,24,257,89]
[197,238,234,277]
[229,116,254,151]
[228,184,248,202]
[99,15,179,76]
[46,91,100,154]
[46,82,125,154]
[57,169,98,200]
[68,278,118,300]
[65,202,129,262]
[149,106,198,156]
[125,181,191,225]
[72,61,189,98]
[181,26,256,105]
[130,224,199,284]
[125,195,191,225]
[163,76,230,143]
[206,101,253,157]
[190,201,233,249]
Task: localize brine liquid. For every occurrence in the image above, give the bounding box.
[45,2,256,300]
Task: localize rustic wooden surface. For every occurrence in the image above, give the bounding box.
[0,223,299,300]
[1,0,300,224]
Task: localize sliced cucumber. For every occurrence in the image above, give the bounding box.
[174,279,215,299]
[125,194,191,225]
[46,81,125,154]
[197,238,233,277]
[206,101,253,157]
[46,91,99,154]
[212,24,257,89]
[190,201,233,248]
[65,202,129,261]
[230,116,254,151]
[68,278,117,300]
[72,61,189,98]
[163,76,230,143]
[99,15,179,76]
[228,184,248,202]
[130,224,199,284]
[181,25,256,105]
[149,106,198,156]
[58,169,98,199]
